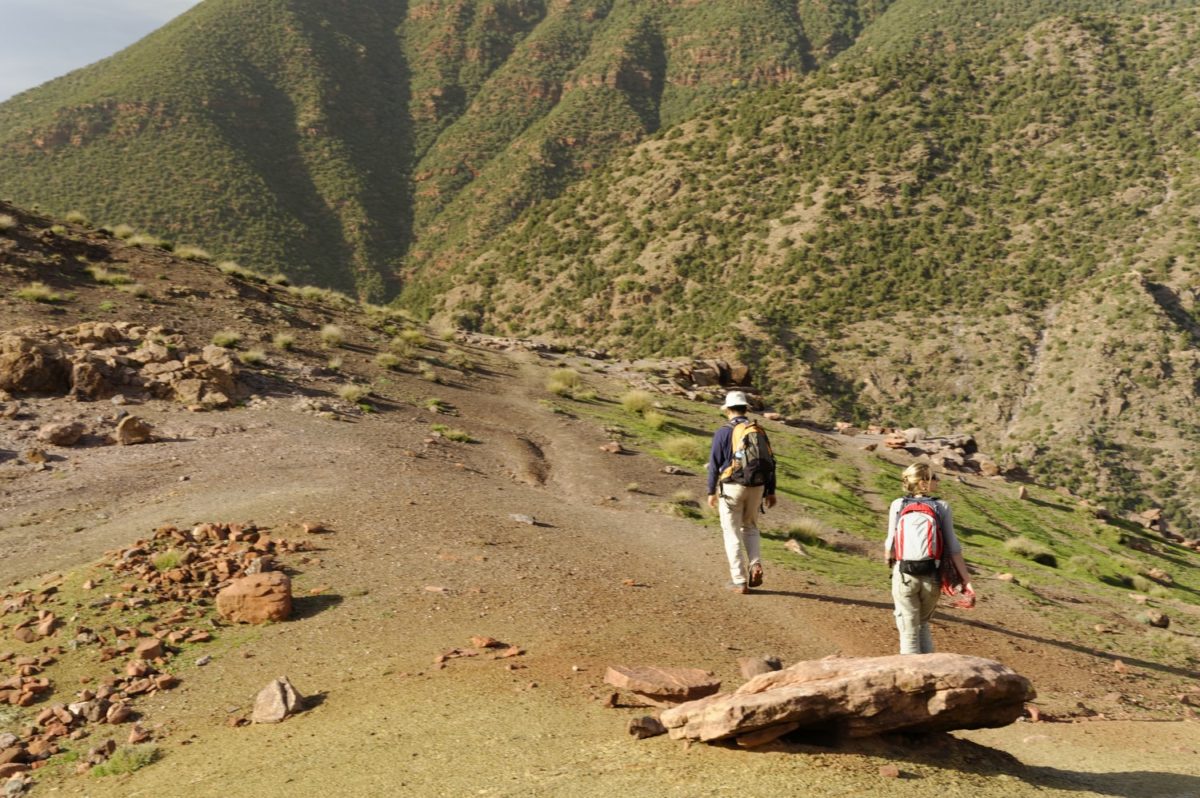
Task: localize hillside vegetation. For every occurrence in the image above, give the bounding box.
[0,0,884,299]
[424,8,1200,533]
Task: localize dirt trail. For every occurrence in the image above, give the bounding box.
[6,348,1200,797]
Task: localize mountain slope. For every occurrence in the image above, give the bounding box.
[418,8,1200,532]
[0,0,884,300]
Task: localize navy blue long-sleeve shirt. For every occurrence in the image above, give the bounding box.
[706,416,776,496]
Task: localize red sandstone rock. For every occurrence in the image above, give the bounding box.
[215,572,292,624]
[604,665,721,708]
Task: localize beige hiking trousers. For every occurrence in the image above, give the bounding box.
[892,566,939,654]
[718,483,764,586]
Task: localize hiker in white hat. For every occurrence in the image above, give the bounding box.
[706,390,777,593]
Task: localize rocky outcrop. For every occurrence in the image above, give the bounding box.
[0,323,241,407]
[660,654,1033,743]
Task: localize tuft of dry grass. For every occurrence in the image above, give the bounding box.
[211,329,242,348]
[546,368,581,396]
[320,324,345,347]
[272,332,295,351]
[620,390,655,414]
[661,435,706,464]
[14,281,64,303]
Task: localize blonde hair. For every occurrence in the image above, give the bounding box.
[901,462,939,496]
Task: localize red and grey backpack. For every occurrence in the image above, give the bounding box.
[893,498,944,576]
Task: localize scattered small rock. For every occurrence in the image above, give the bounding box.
[252,676,305,724]
[628,716,667,739]
[879,765,902,779]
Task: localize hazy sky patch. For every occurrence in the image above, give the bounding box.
[0,0,202,101]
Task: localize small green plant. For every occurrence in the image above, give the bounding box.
[442,348,473,371]
[116,283,149,297]
[86,265,133,285]
[212,330,242,348]
[620,390,655,414]
[112,223,135,239]
[786,516,836,547]
[374,352,402,370]
[424,397,448,413]
[49,224,67,235]
[174,245,212,261]
[643,410,668,430]
[327,355,343,371]
[432,424,473,442]
[272,332,295,351]
[546,368,581,396]
[661,435,706,463]
[14,281,64,303]
[396,328,427,347]
[126,233,164,248]
[573,389,598,402]
[64,210,90,225]
[239,349,267,365]
[337,384,369,403]
[1004,536,1058,567]
[320,324,345,347]
[152,550,182,571]
[667,491,702,519]
[626,482,641,493]
[267,272,290,286]
[420,365,440,383]
[90,745,160,777]
[98,301,116,312]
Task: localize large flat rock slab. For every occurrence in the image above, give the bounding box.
[660,653,1034,742]
[604,665,721,707]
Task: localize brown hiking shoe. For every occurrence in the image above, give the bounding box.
[749,563,763,588]
[726,582,749,594]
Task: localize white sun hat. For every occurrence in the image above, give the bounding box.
[722,390,749,409]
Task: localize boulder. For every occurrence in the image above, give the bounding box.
[115,416,154,445]
[36,422,85,447]
[738,655,783,680]
[216,572,292,624]
[252,676,305,723]
[604,665,721,708]
[660,654,1033,742]
[70,361,116,400]
[0,335,70,395]
[902,427,927,443]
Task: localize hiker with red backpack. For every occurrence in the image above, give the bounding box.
[707,391,777,594]
[886,462,975,654]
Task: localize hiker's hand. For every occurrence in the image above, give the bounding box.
[764,494,777,509]
[707,494,717,509]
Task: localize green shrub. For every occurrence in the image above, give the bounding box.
[116,283,149,297]
[320,324,345,347]
[546,368,581,396]
[174,245,212,261]
[643,410,668,430]
[272,332,295,351]
[432,424,473,442]
[14,282,64,303]
[126,233,164,248]
[211,329,242,348]
[239,349,267,365]
[786,516,836,547]
[112,223,135,239]
[87,266,133,285]
[64,210,90,225]
[152,550,182,571]
[424,397,448,413]
[374,352,402,370]
[337,384,369,403]
[420,365,440,383]
[396,328,427,347]
[326,355,343,371]
[661,435,706,463]
[90,746,160,777]
[1004,536,1058,567]
[98,301,116,312]
[620,390,655,414]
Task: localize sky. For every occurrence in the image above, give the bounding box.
[0,0,203,102]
